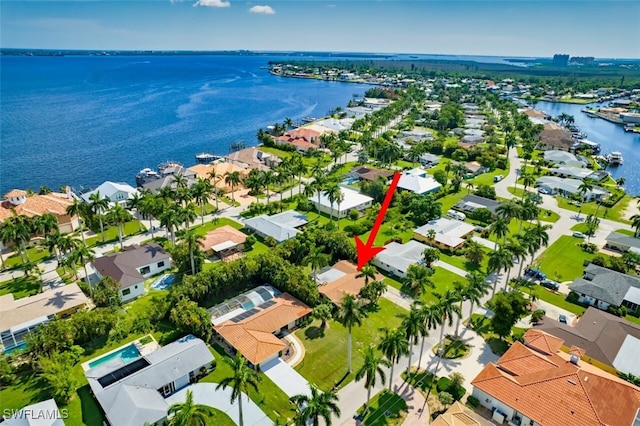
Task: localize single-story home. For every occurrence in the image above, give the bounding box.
[349,166,394,183]
[535,307,640,376]
[401,129,432,140]
[85,335,214,426]
[199,225,247,260]
[543,150,588,167]
[604,231,640,254]
[547,166,594,180]
[363,97,392,109]
[243,210,308,243]
[345,106,374,119]
[142,174,197,194]
[461,134,484,144]
[397,171,441,195]
[537,122,575,151]
[454,194,501,216]
[414,217,475,251]
[471,329,640,426]
[536,176,610,202]
[569,264,640,312]
[464,161,488,176]
[373,240,429,278]
[316,261,383,304]
[211,286,311,368]
[431,401,493,426]
[80,181,139,206]
[420,153,440,167]
[310,187,373,218]
[92,244,172,302]
[0,283,89,354]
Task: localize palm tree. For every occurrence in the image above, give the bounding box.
[291,153,307,195]
[0,214,32,263]
[106,203,131,250]
[355,347,390,415]
[216,353,261,426]
[489,217,509,251]
[377,327,409,391]
[433,290,461,347]
[45,232,63,265]
[417,303,440,371]
[262,170,277,205]
[503,239,526,290]
[577,179,594,218]
[336,294,364,373]
[465,272,490,319]
[192,178,214,225]
[463,239,484,268]
[126,192,145,233]
[178,228,204,275]
[33,213,59,238]
[172,173,189,190]
[178,203,198,230]
[290,385,340,426]
[521,174,536,199]
[488,247,514,297]
[71,245,95,291]
[632,213,640,238]
[325,183,342,221]
[225,171,243,205]
[138,192,159,239]
[159,205,181,244]
[312,303,333,329]
[167,389,214,426]
[356,264,378,285]
[88,191,110,243]
[303,246,330,283]
[404,264,434,295]
[401,305,427,373]
[66,198,89,244]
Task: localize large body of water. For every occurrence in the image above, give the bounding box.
[0,55,373,193]
[534,101,640,195]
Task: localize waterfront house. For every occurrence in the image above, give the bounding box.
[85,335,214,426]
[141,174,198,194]
[3,399,65,426]
[199,225,247,261]
[187,162,249,192]
[243,210,307,243]
[310,187,373,219]
[535,307,640,377]
[363,98,392,109]
[414,218,475,252]
[547,166,595,180]
[604,231,640,254]
[225,147,280,171]
[0,188,79,234]
[569,264,640,313]
[471,329,640,426]
[92,244,172,302]
[211,286,311,368]
[536,176,610,202]
[316,261,383,305]
[537,122,575,151]
[543,150,588,168]
[0,283,89,354]
[373,240,429,278]
[80,181,139,206]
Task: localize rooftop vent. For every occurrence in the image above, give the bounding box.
[570,354,580,365]
[568,379,577,385]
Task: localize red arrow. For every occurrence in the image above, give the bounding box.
[355,172,402,270]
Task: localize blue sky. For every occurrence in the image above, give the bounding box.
[1,1,639,58]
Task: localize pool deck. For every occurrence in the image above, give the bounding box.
[81,335,160,371]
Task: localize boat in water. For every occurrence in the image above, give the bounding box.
[606,151,624,166]
[195,153,221,164]
[135,168,160,187]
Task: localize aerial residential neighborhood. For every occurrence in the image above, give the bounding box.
[2,7,640,423]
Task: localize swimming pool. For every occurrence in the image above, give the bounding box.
[150,274,178,290]
[88,344,141,369]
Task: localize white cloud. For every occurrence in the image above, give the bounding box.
[194,0,230,7]
[249,5,275,14]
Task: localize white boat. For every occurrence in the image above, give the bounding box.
[607,151,624,165]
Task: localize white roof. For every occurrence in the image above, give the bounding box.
[261,358,311,397]
[551,166,594,180]
[537,176,609,197]
[243,210,308,242]
[613,334,640,376]
[414,217,475,248]
[397,174,441,194]
[375,240,428,274]
[81,181,139,203]
[4,399,64,426]
[310,187,373,212]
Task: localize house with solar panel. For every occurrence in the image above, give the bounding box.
[84,335,214,426]
[210,285,311,369]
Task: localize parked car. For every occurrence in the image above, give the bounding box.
[493,175,504,183]
[572,232,586,239]
[538,187,551,195]
[525,267,547,280]
[540,279,560,291]
[559,315,568,324]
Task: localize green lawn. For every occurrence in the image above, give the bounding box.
[0,275,41,298]
[432,336,470,359]
[205,409,236,426]
[438,249,490,274]
[468,167,509,187]
[556,195,632,224]
[437,192,467,214]
[259,146,331,171]
[418,267,467,305]
[536,235,596,282]
[4,244,54,268]
[192,217,244,236]
[85,220,145,247]
[295,299,406,391]
[531,285,586,316]
[357,389,408,426]
[571,223,589,232]
[616,228,636,237]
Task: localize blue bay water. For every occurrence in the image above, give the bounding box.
[0,55,373,193]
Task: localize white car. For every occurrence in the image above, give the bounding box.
[493,175,504,183]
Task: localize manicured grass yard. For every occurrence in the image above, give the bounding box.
[532,285,586,316]
[357,389,408,426]
[192,217,243,236]
[616,228,636,237]
[418,267,467,305]
[295,299,406,392]
[468,167,509,187]
[205,409,236,426]
[85,220,145,247]
[0,276,41,298]
[432,336,470,359]
[536,235,596,282]
[556,195,632,224]
[4,244,53,268]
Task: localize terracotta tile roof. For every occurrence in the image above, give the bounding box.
[214,293,311,365]
[431,401,493,426]
[472,336,640,426]
[0,191,76,223]
[285,138,317,150]
[4,189,27,198]
[287,127,321,141]
[523,109,547,118]
[496,341,561,376]
[318,261,383,305]
[523,328,564,354]
[187,163,248,188]
[199,225,247,251]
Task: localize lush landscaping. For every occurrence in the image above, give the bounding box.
[295,298,406,391]
[432,336,470,359]
[468,314,526,356]
[418,267,467,305]
[84,220,145,247]
[356,389,408,426]
[0,275,41,299]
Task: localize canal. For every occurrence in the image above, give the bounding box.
[533,101,640,196]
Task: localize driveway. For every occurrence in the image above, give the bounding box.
[261,357,311,398]
[165,383,271,426]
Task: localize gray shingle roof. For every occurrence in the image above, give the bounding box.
[606,231,640,251]
[455,195,501,215]
[86,335,214,426]
[569,264,640,306]
[93,244,171,288]
[243,210,308,242]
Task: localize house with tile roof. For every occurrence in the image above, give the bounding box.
[315,260,383,305]
[535,307,640,377]
[85,335,214,426]
[225,147,280,171]
[414,217,475,252]
[243,210,308,243]
[0,283,89,354]
[373,240,429,278]
[92,244,171,302]
[187,163,249,192]
[0,188,79,234]
[212,287,311,368]
[199,225,247,260]
[569,264,640,313]
[471,329,640,426]
[537,122,575,151]
[431,401,493,426]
